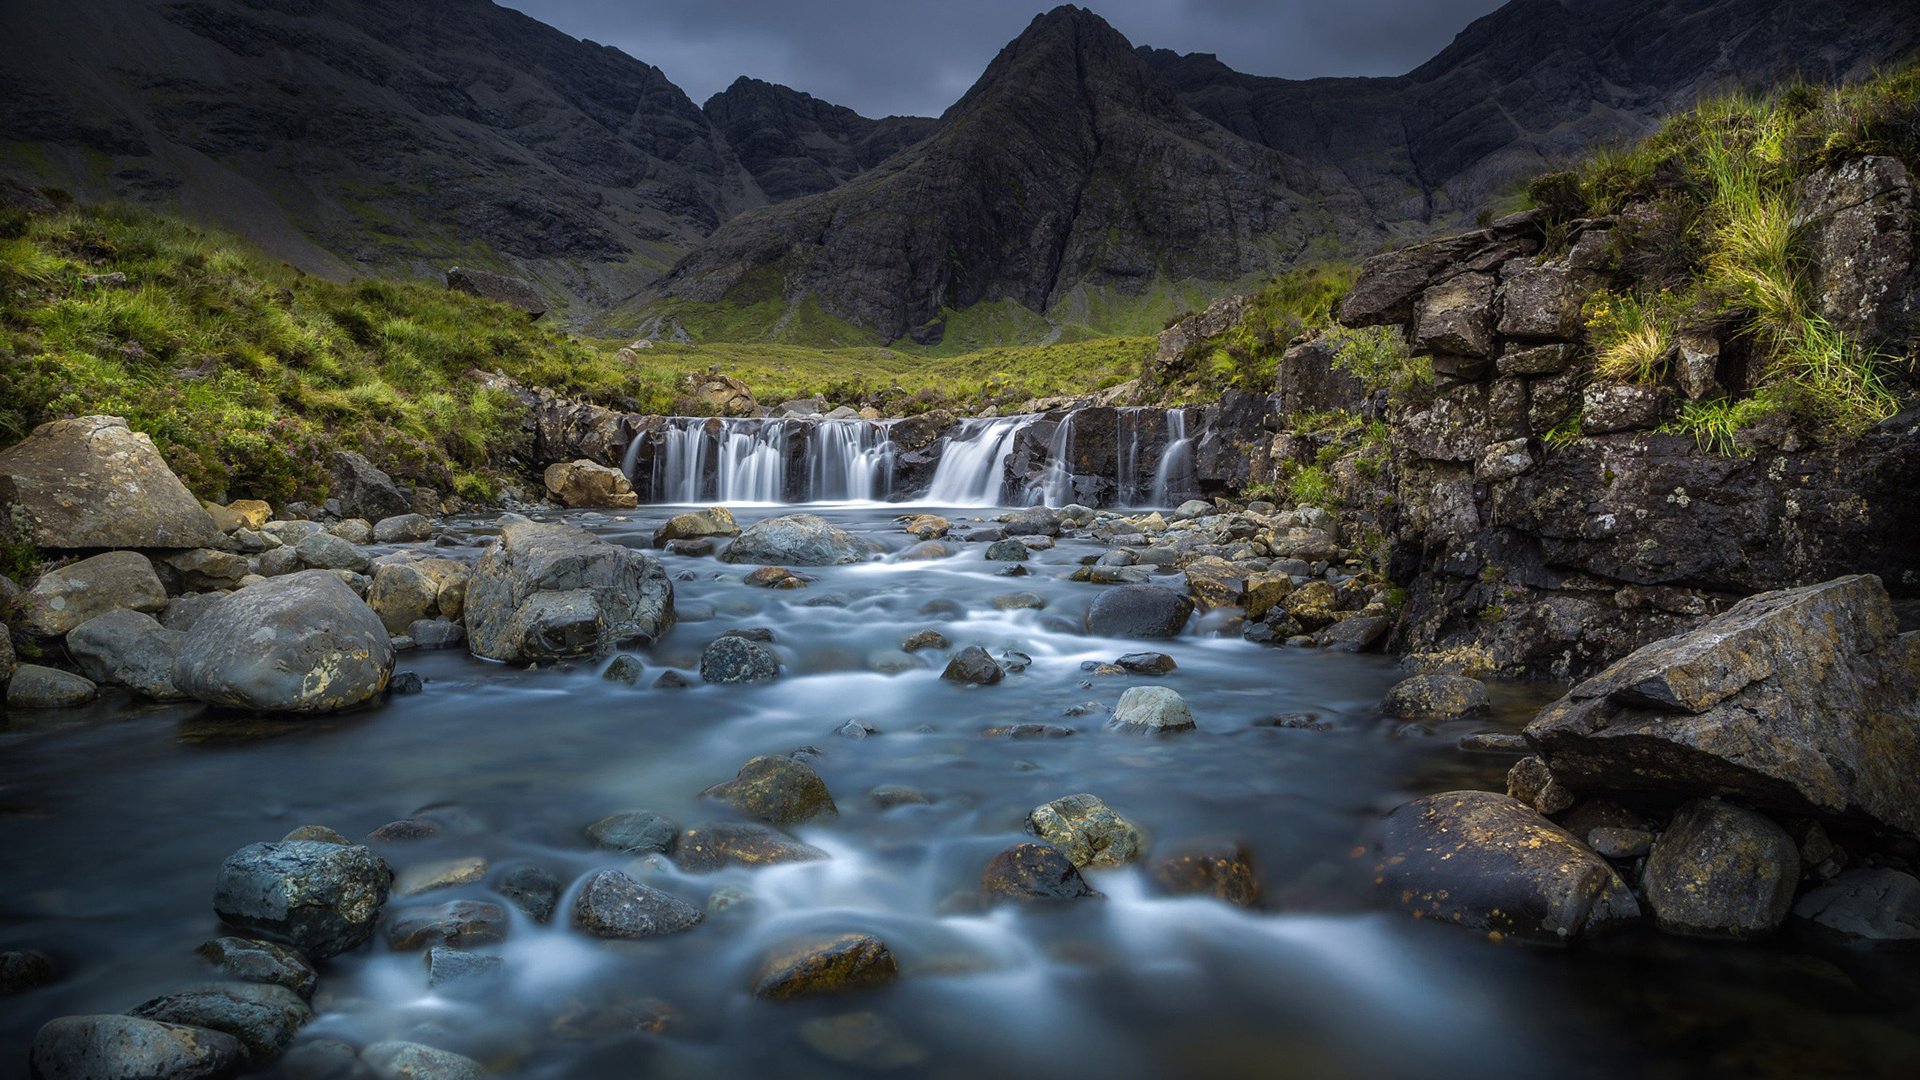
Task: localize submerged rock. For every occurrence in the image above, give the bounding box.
[570,870,703,939]
[197,937,318,999]
[1374,790,1639,944]
[1381,673,1489,720]
[720,513,884,566]
[1792,868,1920,941]
[700,635,781,684]
[465,519,674,662]
[797,1011,927,1070]
[6,665,98,709]
[1150,840,1262,907]
[703,755,837,825]
[674,822,829,871]
[1642,800,1800,940]
[940,645,1004,685]
[1084,585,1193,638]
[753,933,899,1000]
[497,865,562,923]
[0,949,57,995]
[1526,575,1920,842]
[0,415,224,549]
[360,1040,485,1080]
[173,572,394,714]
[654,506,740,547]
[585,811,680,855]
[385,900,510,951]
[30,1015,247,1080]
[1026,793,1143,868]
[981,843,1100,903]
[213,840,392,959]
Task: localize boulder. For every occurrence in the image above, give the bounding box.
[703,755,837,825]
[66,610,188,700]
[981,843,1099,902]
[173,572,394,713]
[940,645,1004,686]
[329,453,411,524]
[0,416,224,549]
[6,665,97,709]
[371,514,433,544]
[1374,791,1639,943]
[720,514,883,566]
[497,866,561,923]
[1084,585,1193,638]
[156,549,249,592]
[1108,685,1195,733]
[984,538,1029,562]
[328,519,374,545]
[687,371,758,416]
[20,550,166,637]
[1792,867,1920,941]
[294,533,368,574]
[700,635,780,683]
[384,900,509,951]
[570,869,703,939]
[1026,794,1142,868]
[543,459,639,509]
[196,937,317,999]
[585,811,680,855]
[1526,575,1920,841]
[754,934,898,1000]
[1642,800,1799,940]
[1114,651,1176,675]
[129,981,311,1063]
[465,519,674,662]
[213,840,392,959]
[367,560,468,634]
[446,265,545,318]
[1381,673,1489,720]
[653,507,739,547]
[29,1015,247,1080]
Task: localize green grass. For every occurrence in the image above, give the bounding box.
[1529,66,1918,441]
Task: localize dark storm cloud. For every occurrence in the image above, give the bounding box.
[499,0,1508,118]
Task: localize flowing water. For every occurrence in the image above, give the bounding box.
[2,506,1915,1079]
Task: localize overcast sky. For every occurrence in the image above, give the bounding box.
[501,0,1509,118]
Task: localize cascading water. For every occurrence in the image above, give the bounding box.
[809,420,896,502]
[1151,409,1195,507]
[923,416,1033,506]
[645,417,897,503]
[1033,412,1078,506]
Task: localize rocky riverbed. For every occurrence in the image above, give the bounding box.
[3,413,1920,1079]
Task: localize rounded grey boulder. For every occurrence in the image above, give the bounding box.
[700,635,780,684]
[1085,585,1193,639]
[1643,799,1800,940]
[213,840,392,959]
[1381,673,1490,721]
[129,981,312,1063]
[173,571,395,714]
[31,1015,246,1080]
[720,513,884,566]
[570,869,704,939]
[361,1040,484,1080]
[67,609,188,701]
[6,664,98,709]
[1108,686,1195,733]
[465,518,674,662]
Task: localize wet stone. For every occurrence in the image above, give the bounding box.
[835,719,878,738]
[1587,827,1653,860]
[0,949,57,995]
[570,869,703,939]
[425,946,504,990]
[1027,793,1142,868]
[31,1015,247,1080]
[869,785,931,809]
[753,933,899,1000]
[360,1041,484,1080]
[983,723,1074,739]
[1643,799,1800,941]
[129,980,313,1063]
[797,1011,928,1070]
[585,811,680,855]
[1109,686,1195,733]
[940,645,1004,686]
[496,866,561,923]
[393,856,488,898]
[1381,673,1490,721]
[197,937,318,999]
[214,840,392,960]
[602,654,645,684]
[1114,651,1176,675]
[674,822,830,872]
[1792,868,1920,941]
[981,843,1100,903]
[901,628,949,652]
[703,755,837,825]
[385,900,510,951]
[1150,840,1262,907]
[700,635,781,684]
[368,819,443,842]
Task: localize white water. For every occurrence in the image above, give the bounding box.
[1152,410,1194,507]
[923,416,1034,505]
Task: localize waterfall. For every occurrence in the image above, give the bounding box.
[1032,412,1077,507]
[1151,410,1194,507]
[810,420,896,502]
[643,417,896,503]
[924,417,1031,505]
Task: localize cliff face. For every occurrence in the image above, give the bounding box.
[0,0,765,311]
[703,78,938,203]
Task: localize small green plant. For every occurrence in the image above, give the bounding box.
[1663,395,1778,455]
[1326,325,1429,402]
[1542,413,1584,451]
[1583,289,1675,384]
[1284,463,1336,509]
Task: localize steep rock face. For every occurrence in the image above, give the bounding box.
[0,0,764,310]
[659,6,1333,344]
[1145,0,1920,233]
[703,77,937,203]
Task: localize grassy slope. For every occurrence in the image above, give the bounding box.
[0,201,1153,509]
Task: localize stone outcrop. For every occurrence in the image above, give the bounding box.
[329,452,411,524]
[720,514,883,566]
[1525,575,1920,842]
[543,459,639,509]
[465,518,675,662]
[0,416,223,549]
[173,571,395,714]
[446,266,546,319]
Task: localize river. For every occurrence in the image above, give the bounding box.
[2,505,1914,1079]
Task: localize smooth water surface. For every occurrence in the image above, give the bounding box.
[2,506,1915,1079]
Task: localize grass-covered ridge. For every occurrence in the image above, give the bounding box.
[0,201,1155,507]
[1530,66,1920,442]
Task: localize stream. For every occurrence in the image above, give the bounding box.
[2,505,1915,1079]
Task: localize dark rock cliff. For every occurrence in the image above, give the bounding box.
[703,78,938,203]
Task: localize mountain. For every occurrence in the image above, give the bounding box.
[1143,0,1920,229]
[0,0,767,313]
[654,0,1920,345]
[653,7,1365,346]
[703,78,938,203]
